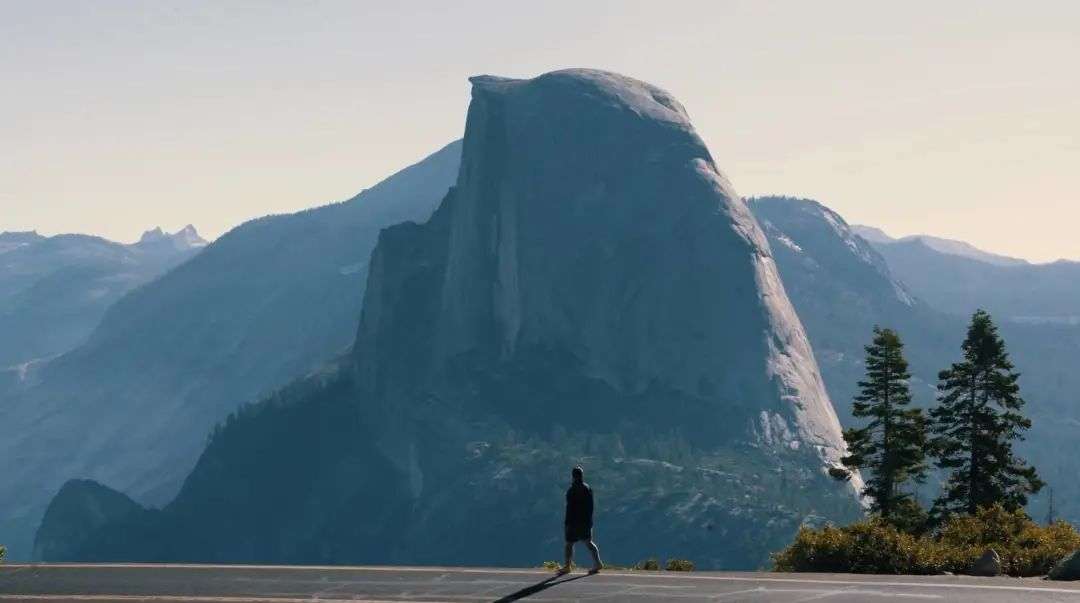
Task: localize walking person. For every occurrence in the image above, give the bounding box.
[559,466,603,574]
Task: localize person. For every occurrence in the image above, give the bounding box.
[559,466,603,574]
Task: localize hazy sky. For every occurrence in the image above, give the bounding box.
[3,1,1078,261]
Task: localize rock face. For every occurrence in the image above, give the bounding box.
[46,70,860,569]
[357,70,852,472]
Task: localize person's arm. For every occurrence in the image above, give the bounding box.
[564,488,571,525]
[585,487,594,527]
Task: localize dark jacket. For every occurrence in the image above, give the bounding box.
[564,481,594,527]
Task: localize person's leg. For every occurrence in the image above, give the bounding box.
[560,540,573,573]
[585,539,602,571]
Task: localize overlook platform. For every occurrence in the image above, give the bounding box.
[3,563,1080,602]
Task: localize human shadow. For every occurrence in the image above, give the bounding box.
[492,573,593,602]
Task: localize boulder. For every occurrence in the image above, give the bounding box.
[969,548,1002,577]
[1048,549,1080,581]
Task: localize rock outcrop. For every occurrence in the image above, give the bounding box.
[357,70,854,474]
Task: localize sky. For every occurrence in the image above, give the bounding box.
[3,1,1078,262]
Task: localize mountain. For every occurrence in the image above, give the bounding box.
[0,231,45,255]
[847,225,893,245]
[758,201,1080,528]
[851,226,1029,267]
[748,198,956,426]
[33,479,144,562]
[44,70,860,569]
[855,230,1080,323]
[0,227,205,370]
[136,225,208,253]
[0,141,461,559]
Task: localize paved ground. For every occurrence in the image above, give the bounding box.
[2,564,1080,602]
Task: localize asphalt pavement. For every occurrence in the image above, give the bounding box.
[3,563,1080,602]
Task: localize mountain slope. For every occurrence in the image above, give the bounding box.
[748,198,956,426]
[866,238,1080,323]
[50,70,860,569]
[0,140,461,559]
[0,227,205,369]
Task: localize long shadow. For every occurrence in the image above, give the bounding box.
[492,573,593,602]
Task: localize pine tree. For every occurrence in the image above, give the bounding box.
[841,326,928,524]
[930,310,1043,516]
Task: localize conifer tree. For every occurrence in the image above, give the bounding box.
[841,327,928,523]
[930,310,1043,516]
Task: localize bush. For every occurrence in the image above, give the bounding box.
[772,505,1080,577]
[635,558,660,570]
[772,521,921,574]
[665,558,695,572]
[541,560,561,570]
[0,545,5,563]
[935,506,1080,576]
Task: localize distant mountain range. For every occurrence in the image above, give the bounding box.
[0,141,461,559]
[851,226,1030,267]
[851,225,1080,324]
[0,226,205,371]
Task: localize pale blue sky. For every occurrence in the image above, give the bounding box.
[3,1,1078,261]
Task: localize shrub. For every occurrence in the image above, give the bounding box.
[635,558,660,570]
[772,520,920,574]
[772,505,1080,577]
[935,506,1080,577]
[665,558,695,572]
[0,545,5,563]
[541,560,561,570]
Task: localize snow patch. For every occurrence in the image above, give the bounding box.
[775,234,803,253]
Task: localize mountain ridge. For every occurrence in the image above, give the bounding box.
[0,140,462,560]
[850,225,1032,267]
[0,226,206,370]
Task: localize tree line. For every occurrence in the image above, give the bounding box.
[837,309,1044,530]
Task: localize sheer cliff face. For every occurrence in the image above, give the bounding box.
[356,69,851,471]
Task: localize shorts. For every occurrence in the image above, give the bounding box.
[565,523,592,543]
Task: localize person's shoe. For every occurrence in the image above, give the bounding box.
[588,564,602,574]
[556,566,571,575]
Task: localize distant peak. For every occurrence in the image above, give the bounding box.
[136,225,207,250]
[902,235,1027,267]
[851,225,895,244]
[138,227,167,243]
[175,224,207,247]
